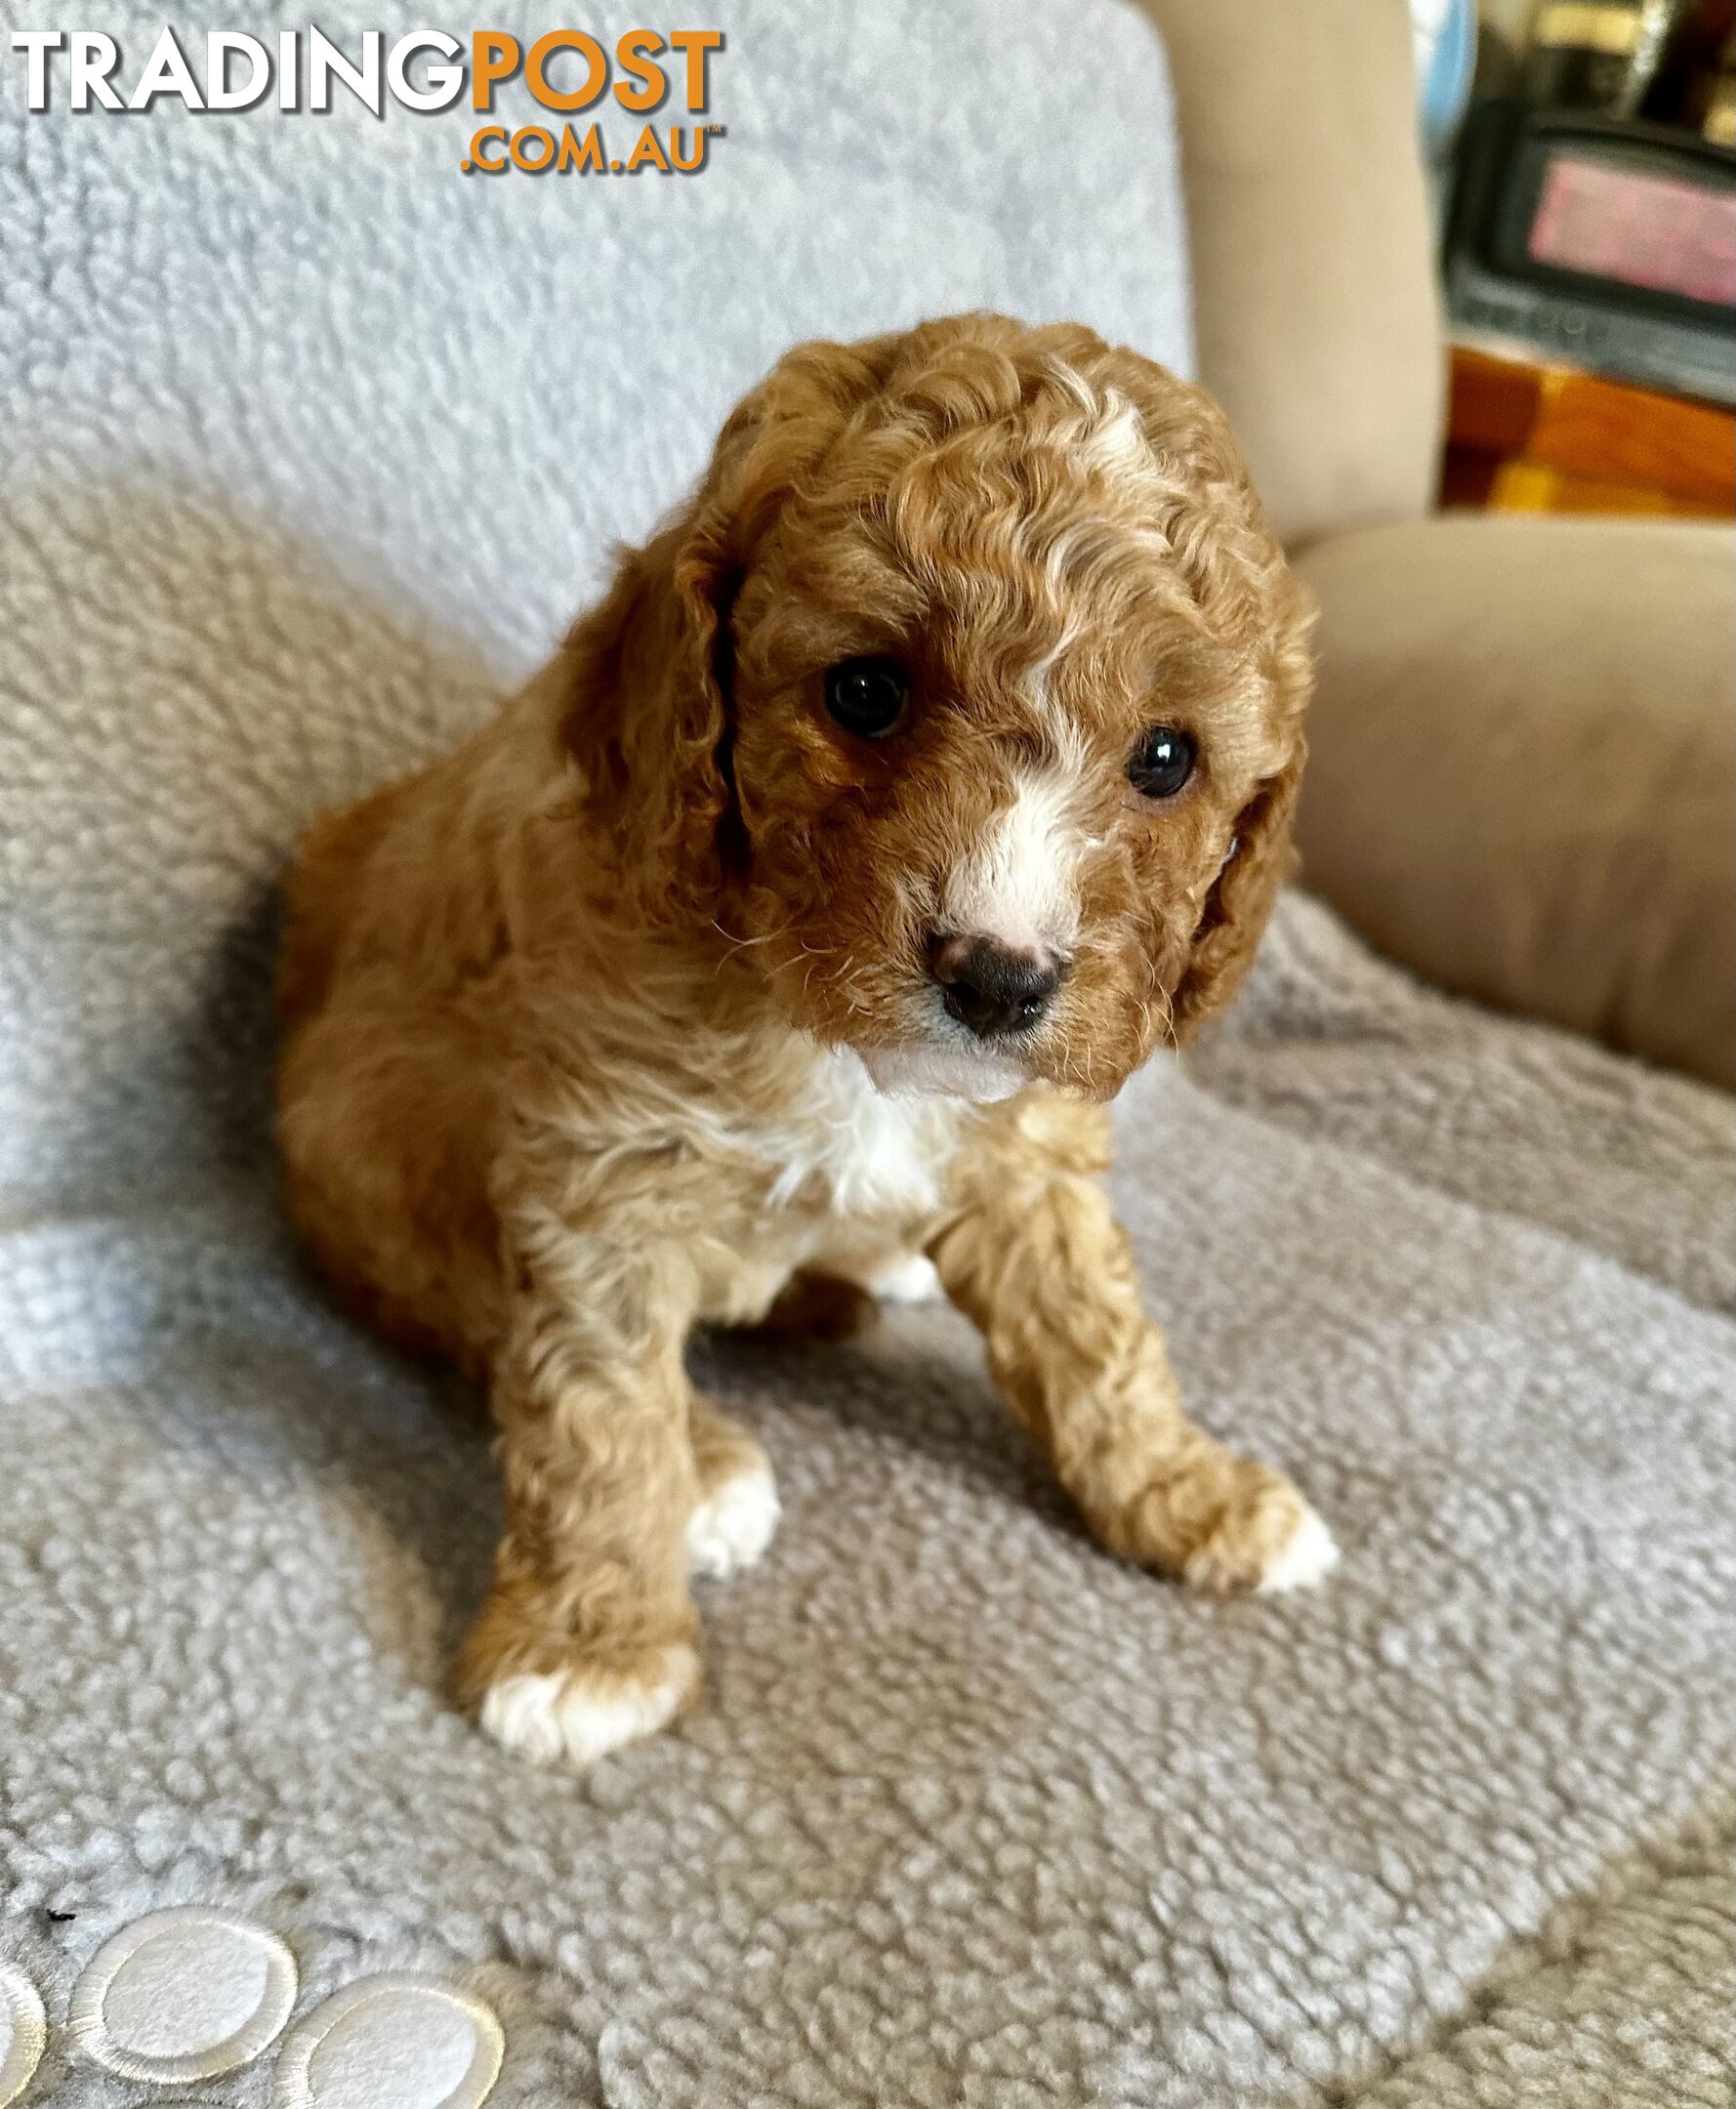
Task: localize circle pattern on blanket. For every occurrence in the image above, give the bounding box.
[67,1907,298,2085]
[274,1973,505,2109]
[0,1962,47,2108]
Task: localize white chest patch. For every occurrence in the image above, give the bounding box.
[760,1047,968,1218]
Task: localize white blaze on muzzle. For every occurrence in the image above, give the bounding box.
[939,761,1087,962]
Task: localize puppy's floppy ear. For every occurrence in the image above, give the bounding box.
[1170,568,1316,1043]
[560,477,743,924]
[1169,737,1305,1042]
[562,336,904,922]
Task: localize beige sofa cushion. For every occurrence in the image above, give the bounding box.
[1294,515,1736,1089]
[1134,0,1445,546]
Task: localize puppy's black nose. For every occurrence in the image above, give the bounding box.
[929,932,1065,1040]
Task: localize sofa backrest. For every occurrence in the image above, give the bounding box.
[1136,0,1446,547]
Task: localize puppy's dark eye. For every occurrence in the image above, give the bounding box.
[824,656,909,740]
[1128,725,1196,799]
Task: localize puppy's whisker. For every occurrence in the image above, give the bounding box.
[708,918,796,981]
[710,917,782,953]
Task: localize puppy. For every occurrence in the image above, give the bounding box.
[276,312,1333,1771]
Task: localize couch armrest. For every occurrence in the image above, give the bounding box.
[1293,514,1736,1089]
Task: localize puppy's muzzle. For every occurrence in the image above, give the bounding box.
[929,932,1067,1041]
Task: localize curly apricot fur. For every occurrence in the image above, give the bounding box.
[276,314,1328,1771]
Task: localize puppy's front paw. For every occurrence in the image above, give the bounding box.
[474,1642,700,1770]
[1178,1464,1339,1595]
[1105,1446,1338,1594]
[687,1460,780,1580]
[1248,1502,1340,1593]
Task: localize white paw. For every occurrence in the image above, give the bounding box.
[1256,1505,1341,1593]
[687,1464,780,1580]
[477,1648,698,1769]
[864,1253,943,1304]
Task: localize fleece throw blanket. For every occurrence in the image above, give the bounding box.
[2,4,1731,2104]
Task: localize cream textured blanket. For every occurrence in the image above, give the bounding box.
[2,5,1731,2104]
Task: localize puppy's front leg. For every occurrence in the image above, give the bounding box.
[453,1233,705,1769]
[930,1096,1337,1593]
